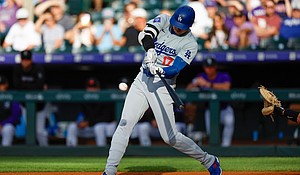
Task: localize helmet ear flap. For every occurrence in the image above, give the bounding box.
[170,5,195,30]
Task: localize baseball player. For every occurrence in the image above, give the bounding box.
[186,56,234,147]
[0,75,22,146]
[102,5,222,175]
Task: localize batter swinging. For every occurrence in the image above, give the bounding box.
[102,5,222,175]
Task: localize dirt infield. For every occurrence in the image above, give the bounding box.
[1,172,299,175]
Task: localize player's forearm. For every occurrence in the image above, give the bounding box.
[163,56,187,78]
[212,82,231,90]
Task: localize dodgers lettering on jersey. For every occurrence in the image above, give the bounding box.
[147,14,198,68]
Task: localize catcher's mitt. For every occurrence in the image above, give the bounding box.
[258,85,281,122]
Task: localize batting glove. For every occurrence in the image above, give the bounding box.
[143,48,157,65]
[149,64,164,75]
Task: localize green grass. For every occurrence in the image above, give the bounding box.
[0,157,300,172]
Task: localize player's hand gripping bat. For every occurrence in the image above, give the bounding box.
[157,71,184,110]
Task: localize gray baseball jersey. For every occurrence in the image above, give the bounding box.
[104,14,215,175]
[140,14,198,84]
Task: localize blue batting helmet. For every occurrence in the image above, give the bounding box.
[170,5,195,30]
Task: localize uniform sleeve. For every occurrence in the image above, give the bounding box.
[145,14,170,36]
[221,72,232,83]
[176,36,198,65]
[0,102,22,126]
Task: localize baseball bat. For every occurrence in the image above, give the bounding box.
[157,71,184,110]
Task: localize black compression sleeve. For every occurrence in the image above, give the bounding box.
[141,35,155,51]
[283,109,299,123]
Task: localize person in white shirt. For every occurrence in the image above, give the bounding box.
[2,8,41,52]
[187,0,211,40]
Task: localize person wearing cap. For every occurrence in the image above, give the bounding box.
[273,0,292,19]
[13,50,46,90]
[2,8,42,52]
[0,75,22,146]
[228,11,258,49]
[13,50,49,146]
[224,0,246,30]
[66,78,116,147]
[186,56,235,147]
[111,8,148,51]
[95,8,122,53]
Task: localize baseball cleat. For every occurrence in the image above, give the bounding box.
[102,172,107,175]
[208,157,222,175]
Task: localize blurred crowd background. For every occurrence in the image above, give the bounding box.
[0,0,300,54]
[0,0,300,147]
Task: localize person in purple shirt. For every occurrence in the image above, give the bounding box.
[186,56,235,147]
[224,0,246,30]
[229,12,258,50]
[0,75,22,146]
[0,0,19,44]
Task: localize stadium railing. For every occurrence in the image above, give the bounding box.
[1,89,300,146]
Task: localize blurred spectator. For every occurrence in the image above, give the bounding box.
[0,0,20,45]
[2,8,41,52]
[205,0,218,20]
[205,13,230,50]
[112,8,147,51]
[117,1,138,33]
[291,0,300,10]
[65,12,96,53]
[91,0,104,12]
[34,12,65,53]
[224,0,246,30]
[66,78,116,147]
[13,50,49,146]
[252,0,282,49]
[280,4,300,49]
[186,56,234,147]
[274,0,292,19]
[34,0,74,32]
[247,0,267,21]
[188,0,211,39]
[229,12,258,50]
[95,7,122,53]
[0,75,22,146]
